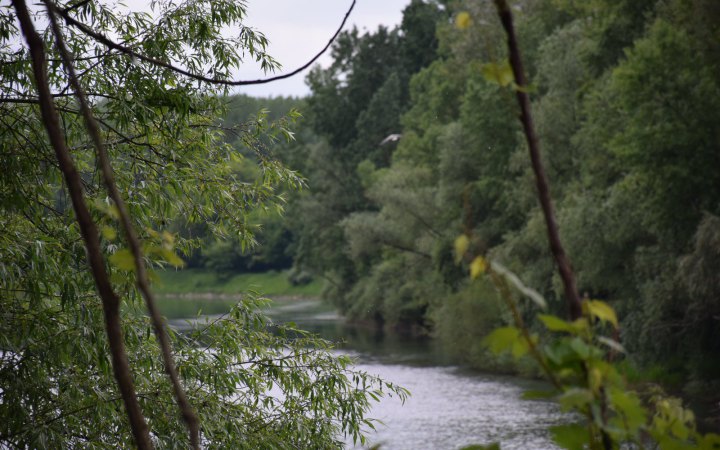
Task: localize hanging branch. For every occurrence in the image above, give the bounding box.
[49,0,356,87]
[44,3,200,448]
[491,0,583,321]
[11,0,153,448]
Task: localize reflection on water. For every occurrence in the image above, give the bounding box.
[266,300,565,450]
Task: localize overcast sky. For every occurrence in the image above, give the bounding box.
[235,0,411,98]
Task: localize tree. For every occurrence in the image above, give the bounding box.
[289,1,449,319]
[1,0,407,448]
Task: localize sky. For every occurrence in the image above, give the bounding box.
[234,0,412,98]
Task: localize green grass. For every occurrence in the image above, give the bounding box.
[151,268,324,319]
[153,268,323,297]
[154,297,239,319]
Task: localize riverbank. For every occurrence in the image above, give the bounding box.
[155,268,323,296]
[153,268,323,319]
[153,268,719,432]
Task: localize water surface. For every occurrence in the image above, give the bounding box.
[266,299,566,450]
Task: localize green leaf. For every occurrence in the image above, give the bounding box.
[511,334,530,358]
[550,424,591,450]
[522,389,556,400]
[558,388,594,411]
[538,314,575,333]
[609,388,646,431]
[481,60,514,87]
[700,433,720,449]
[569,337,591,359]
[109,249,135,271]
[160,248,185,268]
[483,327,521,355]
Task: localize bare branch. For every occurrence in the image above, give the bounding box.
[492,0,583,321]
[50,0,356,87]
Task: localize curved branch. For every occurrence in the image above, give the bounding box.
[45,3,200,448]
[51,0,356,87]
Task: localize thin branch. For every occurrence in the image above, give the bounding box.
[50,0,356,86]
[492,0,583,321]
[46,3,200,448]
[10,0,153,448]
[0,92,118,104]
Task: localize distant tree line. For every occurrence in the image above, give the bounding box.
[208,0,718,416]
[200,0,719,424]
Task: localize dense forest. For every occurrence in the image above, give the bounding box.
[207,0,720,422]
[3,0,720,446]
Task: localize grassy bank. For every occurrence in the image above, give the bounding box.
[152,268,323,319]
[154,268,322,297]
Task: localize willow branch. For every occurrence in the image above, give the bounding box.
[492,0,582,321]
[45,3,200,448]
[11,0,153,448]
[51,0,356,87]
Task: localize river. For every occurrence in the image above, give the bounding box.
[264,299,566,450]
[168,297,566,449]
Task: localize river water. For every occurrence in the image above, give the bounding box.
[263,299,566,450]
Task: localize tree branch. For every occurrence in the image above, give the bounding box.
[50,0,356,87]
[492,0,583,321]
[10,0,153,448]
[45,3,200,448]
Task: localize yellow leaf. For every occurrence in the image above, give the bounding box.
[585,300,619,329]
[455,11,472,30]
[470,256,486,279]
[589,367,603,392]
[101,226,117,241]
[454,234,470,264]
[481,60,514,87]
[161,231,175,245]
[107,205,120,220]
[538,314,575,333]
[160,248,185,268]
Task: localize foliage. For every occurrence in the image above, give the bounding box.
[154,268,322,298]
[452,0,720,447]
[2,294,407,448]
[1,0,403,447]
[452,236,719,448]
[285,0,449,322]
[477,262,720,449]
[288,0,720,423]
[272,0,720,444]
